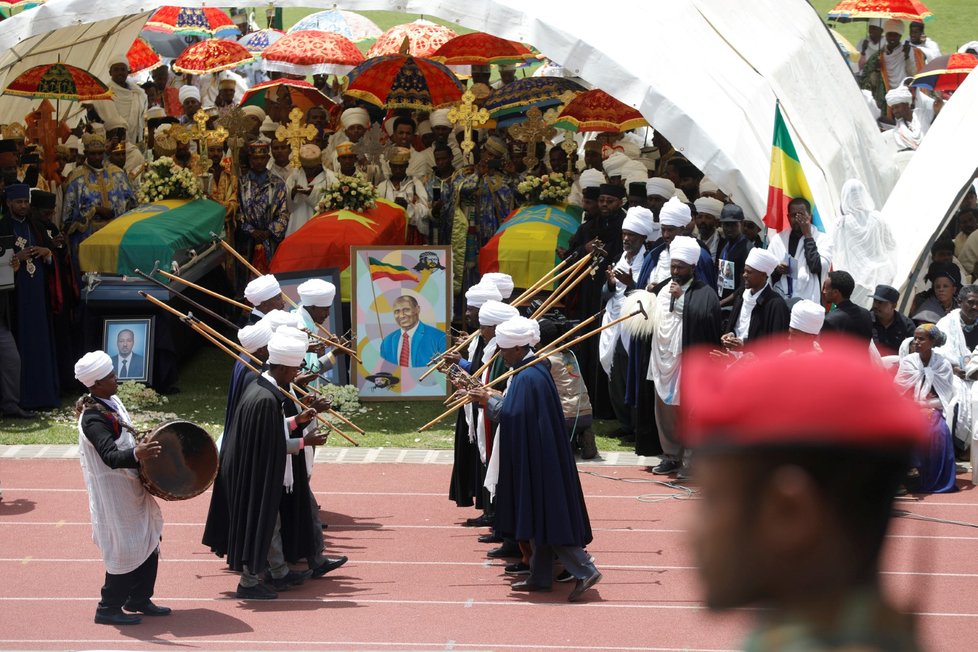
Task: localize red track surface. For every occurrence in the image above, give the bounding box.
[0,459,974,651]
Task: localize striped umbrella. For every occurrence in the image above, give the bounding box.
[173,39,255,75]
[4,62,112,102]
[366,19,457,58]
[484,77,585,123]
[237,28,285,54]
[144,7,241,39]
[261,30,364,76]
[288,10,382,42]
[345,54,463,110]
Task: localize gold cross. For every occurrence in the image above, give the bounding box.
[508,106,556,171]
[216,106,251,176]
[174,109,228,176]
[560,129,578,175]
[275,107,317,169]
[447,90,490,165]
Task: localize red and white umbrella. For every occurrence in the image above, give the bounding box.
[144,6,241,39]
[127,38,163,74]
[261,30,365,76]
[173,39,255,76]
[365,19,457,58]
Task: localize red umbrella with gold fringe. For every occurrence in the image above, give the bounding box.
[552,89,649,133]
[365,19,457,58]
[430,32,536,66]
[345,54,463,110]
[127,37,163,75]
[173,39,255,76]
[3,62,112,102]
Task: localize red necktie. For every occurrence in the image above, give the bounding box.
[399,332,411,366]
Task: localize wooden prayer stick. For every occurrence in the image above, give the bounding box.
[301,327,361,362]
[139,291,360,446]
[532,255,596,317]
[134,268,239,331]
[157,269,252,312]
[143,293,262,366]
[288,382,365,435]
[510,254,586,307]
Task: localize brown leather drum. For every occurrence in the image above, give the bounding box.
[138,421,218,501]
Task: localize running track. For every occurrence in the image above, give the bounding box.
[0,457,973,651]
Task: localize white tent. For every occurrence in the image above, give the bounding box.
[0,0,897,227]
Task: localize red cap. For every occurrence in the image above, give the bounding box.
[680,335,928,451]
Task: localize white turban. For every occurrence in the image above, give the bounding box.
[261,117,281,134]
[481,272,515,299]
[645,177,675,199]
[74,350,114,387]
[298,279,336,307]
[602,152,630,177]
[178,85,200,103]
[429,109,452,128]
[341,107,370,128]
[264,309,299,331]
[65,135,82,150]
[699,177,720,195]
[621,160,649,186]
[495,316,541,349]
[659,197,692,227]
[790,299,825,335]
[104,115,127,132]
[883,18,904,35]
[275,325,309,344]
[244,274,281,306]
[670,236,701,266]
[479,300,520,327]
[267,330,308,367]
[416,120,431,136]
[694,196,724,218]
[238,321,274,353]
[241,105,266,122]
[744,248,780,275]
[465,281,503,308]
[622,206,657,240]
[108,54,129,70]
[578,168,605,190]
[885,86,913,107]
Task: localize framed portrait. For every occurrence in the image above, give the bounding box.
[102,317,155,384]
[351,246,452,400]
[274,267,347,386]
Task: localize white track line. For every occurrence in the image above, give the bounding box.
[0,488,675,499]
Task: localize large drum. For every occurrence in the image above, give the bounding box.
[139,421,218,501]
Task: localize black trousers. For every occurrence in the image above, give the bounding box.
[98,549,159,611]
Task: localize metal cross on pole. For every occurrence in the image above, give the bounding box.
[508,106,556,171]
[275,107,317,169]
[448,90,490,165]
[174,109,228,176]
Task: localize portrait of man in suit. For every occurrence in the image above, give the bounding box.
[110,328,146,380]
[379,295,446,368]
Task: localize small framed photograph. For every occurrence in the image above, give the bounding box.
[102,317,154,384]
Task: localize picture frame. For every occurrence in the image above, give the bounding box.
[102,316,155,384]
[274,267,347,386]
[351,246,452,400]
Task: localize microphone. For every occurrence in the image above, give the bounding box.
[669,277,677,313]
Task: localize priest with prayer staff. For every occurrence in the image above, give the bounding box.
[244,274,285,324]
[721,248,789,350]
[469,316,601,602]
[74,350,168,626]
[221,320,273,439]
[293,278,341,385]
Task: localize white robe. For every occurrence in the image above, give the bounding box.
[648,280,688,404]
[768,228,832,304]
[933,309,976,447]
[95,82,148,146]
[376,177,431,236]
[77,396,163,574]
[286,169,338,237]
[599,248,646,374]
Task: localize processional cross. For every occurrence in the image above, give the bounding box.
[508,106,556,171]
[216,106,251,176]
[275,107,317,169]
[448,90,490,165]
[175,109,228,176]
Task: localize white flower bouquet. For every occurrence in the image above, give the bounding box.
[137,156,204,204]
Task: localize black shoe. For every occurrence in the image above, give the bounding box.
[555,570,575,583]
[269,570,311,591]
[123,600,171,616]
[321,522,328,530]
[236,583,278,600]
[311,556,348,578]
[463,514,494,527]
[2,407,36,419]
[578,427,598,460]
[487,544,522,559]
[504,561,530,575]
[94,608,142,625]
[568,570,602,602]
[676,464,692,481]
[478,533,503,544]
[511,580,551,592]
[651,459,681,475]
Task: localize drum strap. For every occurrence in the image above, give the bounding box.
[78,394,145,440]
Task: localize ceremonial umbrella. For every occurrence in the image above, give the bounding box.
[365,19,457,58]
[288,9,382,43]
[237,28,285,54]
[827,0,933,23]
[479,203,582,290]
[484,76,585,123]
[553,89,648,133]
[144,6,241,39]
[127,37,163,74]
[345,54,463,110]
[173,39,255,75]
[241,79,338,119]
[430,32,537,66]
[261,30,364,77]
[3,62,112,101]
[910,52,978,91]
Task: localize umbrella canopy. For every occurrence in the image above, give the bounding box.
[911,52,978,91]
[365,19,457,58]
[140,30,198,59]
[173,39,254,76]
[241,79,338,121]
[288,9,382,43]
[430,32,536,66]
[553,89,648,133]
[261,30,364,77]
[345,54,464,110]
[4,62,112,101]
[828,28,859,68]
[144,6,240,39]
[237,28,284,54]
[479,203,581,290]
[0,0,43,8]
[484,76,585,121]
[827,0,933,22]
[127,37,162,74]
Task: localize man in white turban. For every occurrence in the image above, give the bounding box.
[468,316,602,601]
[881,85,936,163]
[421,108,464,172]
[293,278,341,386]
[95,56,147,146]
[789,299,826,351]
[693,196,724,260]
[481,272,515,300]
[324,107,371,171]
[860,18,924,111]
[647,236,721,479]
[222,320,274,439]
[721,248,789,351]
[177,84,202,124]
[602,152,631,183]
[74,350,167,625]
[285,143,339,237]
[244,274,284,322]
[645,177,676,218]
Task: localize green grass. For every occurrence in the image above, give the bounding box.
[811,0,976,53]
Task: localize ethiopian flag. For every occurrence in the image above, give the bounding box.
[368,257,418,282]
[764,104,823,232]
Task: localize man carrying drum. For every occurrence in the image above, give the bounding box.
[74,351,170,626]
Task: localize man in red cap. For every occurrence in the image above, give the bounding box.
[682,336,928,650]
